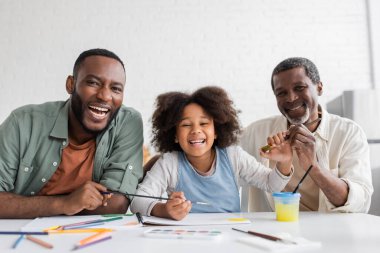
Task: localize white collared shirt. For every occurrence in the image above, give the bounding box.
[240,107,373,213]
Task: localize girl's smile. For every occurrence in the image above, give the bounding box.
[176,103,217,172]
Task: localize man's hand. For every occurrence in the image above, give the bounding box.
[61,181,110,215]
[287,124,317,170]
[0,182,127,218]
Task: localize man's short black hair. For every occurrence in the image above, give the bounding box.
[73,48,125,79]
[271,57,320,90]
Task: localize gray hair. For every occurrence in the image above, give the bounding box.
[271,57,320,90]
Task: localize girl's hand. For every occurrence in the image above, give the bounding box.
[260,131,292,176]
[165,192,192,220]
[260,131,292,161]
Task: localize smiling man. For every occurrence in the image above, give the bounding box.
[240,57,373,213]
[0,49,143,218]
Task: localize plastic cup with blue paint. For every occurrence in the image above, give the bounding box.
[272,192,301,222]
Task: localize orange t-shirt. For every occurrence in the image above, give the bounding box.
[39,139,96,196]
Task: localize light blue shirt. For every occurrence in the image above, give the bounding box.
[175,147,241,213]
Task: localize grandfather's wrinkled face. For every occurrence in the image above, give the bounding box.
[272,67,322,124]
[70,55,125,134]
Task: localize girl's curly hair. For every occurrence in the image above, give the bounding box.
[151,86,241,153]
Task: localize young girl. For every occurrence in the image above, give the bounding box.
[130,86,293,220]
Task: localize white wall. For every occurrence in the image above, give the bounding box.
[0,0,373,149]
[368,0,380,87]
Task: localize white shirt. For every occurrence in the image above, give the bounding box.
[130,146,292,216]
[240,107,373,213]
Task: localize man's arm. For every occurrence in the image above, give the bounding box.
[0,192,68,219]
[98,109,144,207]
[80,194,129,215]
[0,181,120,218]
[306,164,349,206]
[288,124,349,206]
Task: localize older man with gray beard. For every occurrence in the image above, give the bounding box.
[240,57,373,213]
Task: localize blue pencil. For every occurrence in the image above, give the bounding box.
[63,222,105,230]
[60,216,122,230]
[11,234,25,249]
[0,231,49,235]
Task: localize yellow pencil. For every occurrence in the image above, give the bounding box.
[25,235,53,249]
[48,228,113,234]
[43,225,62,231]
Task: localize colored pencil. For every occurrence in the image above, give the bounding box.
[0,231,48,235]
[63,222,105,230]
[26,235,53,249]
[72,235,112,251]
[48,228,113,234]
[44,225,62,231]
[11,234,24,249]
[76,231,111,246]
[58,216,122,230]
[136,212,143,224]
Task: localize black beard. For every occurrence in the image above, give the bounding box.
[70,90,120,135]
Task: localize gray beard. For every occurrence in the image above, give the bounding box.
[286,106,310,125]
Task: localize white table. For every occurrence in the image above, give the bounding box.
[0,212,379,253]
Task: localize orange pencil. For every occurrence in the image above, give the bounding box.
[25,235,53,249]
[77,231,111,246]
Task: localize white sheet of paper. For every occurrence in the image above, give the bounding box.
[140,213,251,226]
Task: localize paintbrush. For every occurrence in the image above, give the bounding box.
[232,228,297,244]
[101,192,210,206]
[261,117,321,152]
[292,164,314,193]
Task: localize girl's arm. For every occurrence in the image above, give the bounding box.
[229,146,292,193]
[130,153,177,216]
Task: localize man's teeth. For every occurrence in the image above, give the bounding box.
[89,105,109,112]
[289,105,303,111]
[89,106,110,116]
